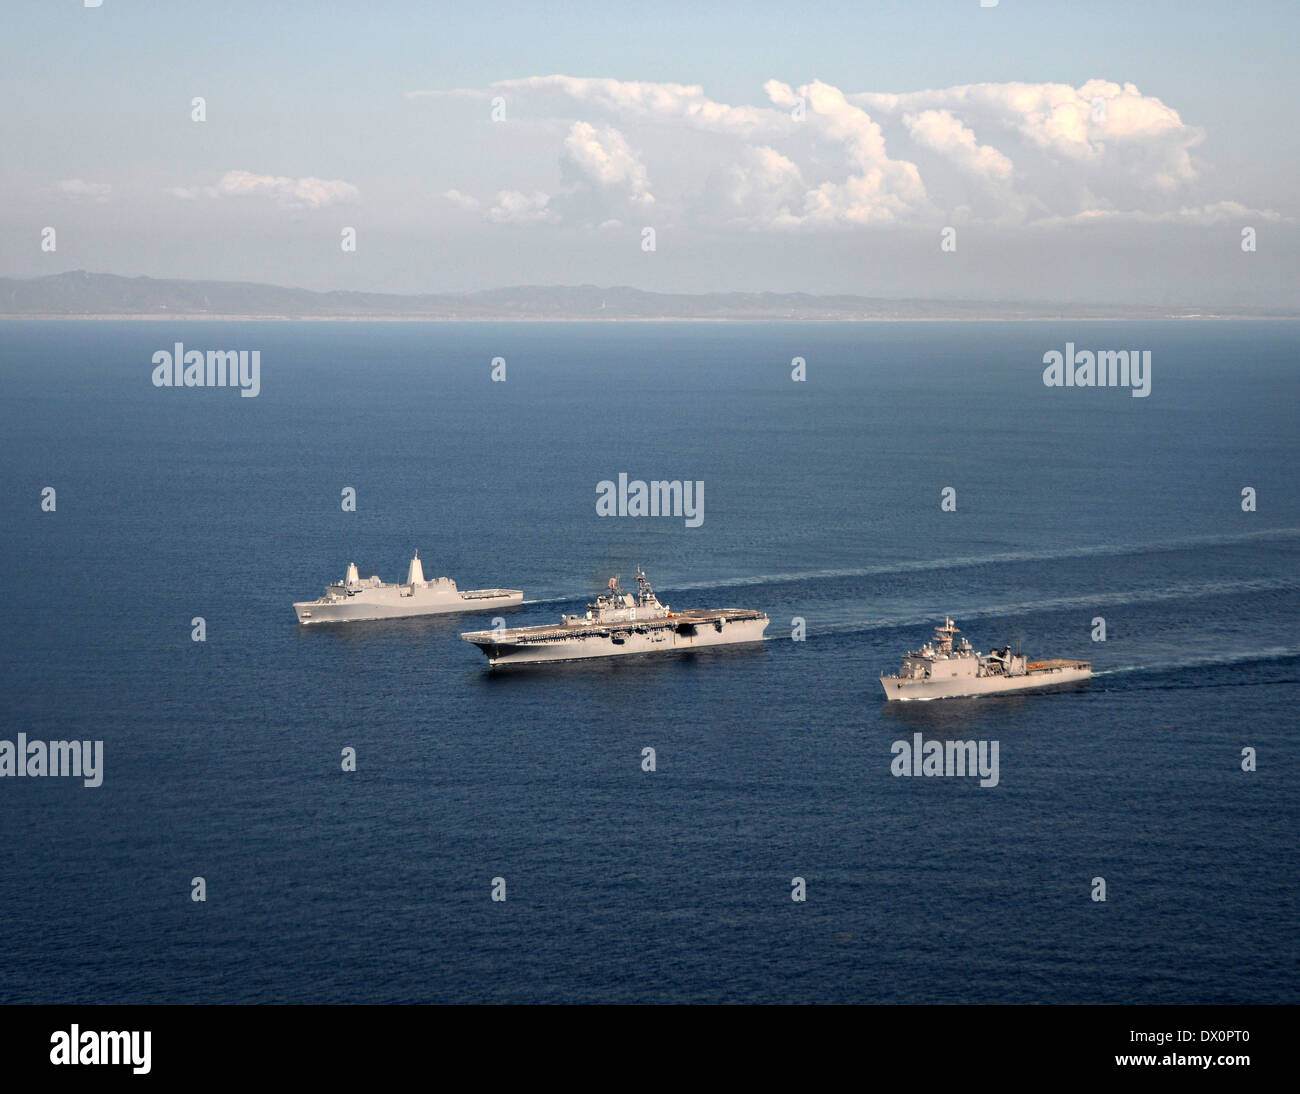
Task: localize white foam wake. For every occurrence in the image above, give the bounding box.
[668,526,1300,594]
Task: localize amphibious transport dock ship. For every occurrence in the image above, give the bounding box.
[880,618,1090,700]
[293,552,522,624]
[461,569,768,667]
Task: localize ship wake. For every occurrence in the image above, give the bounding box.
[670,527,1300,594]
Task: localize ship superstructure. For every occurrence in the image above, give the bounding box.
[880,618,1090,700]
[461,569,768,667]
[293,551,522,624]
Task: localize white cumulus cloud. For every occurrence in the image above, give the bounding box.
[454,75,789,138]
[903,109,1014,183]
[172,170,358,209]
[419,74,1277,231]
[561,121,654,207]
[442,188,482,212]
[694,145,805,229]
[763,79,928,226]
[55,179,112,202]
[484,190,556,224]
[445,122,653,227]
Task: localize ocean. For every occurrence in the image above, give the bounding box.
[0,319,1296,1004]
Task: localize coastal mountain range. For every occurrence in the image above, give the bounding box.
[0,271,1290,320]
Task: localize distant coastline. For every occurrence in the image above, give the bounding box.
[1,271,1294,322]
[4,314,1292,323]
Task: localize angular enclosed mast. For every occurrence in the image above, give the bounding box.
[933,617,959,653]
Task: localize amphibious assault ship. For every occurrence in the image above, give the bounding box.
[293,552,522,624]
[461,569,768,667]
[880,618,1090,700]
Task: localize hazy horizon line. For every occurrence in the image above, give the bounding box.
[4,269,1297,318]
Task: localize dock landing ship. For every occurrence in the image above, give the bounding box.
[880,618,1091,700]
[293,552,522,624]
[461,569,768,667]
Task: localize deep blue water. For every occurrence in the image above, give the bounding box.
[1,319,1296,1004]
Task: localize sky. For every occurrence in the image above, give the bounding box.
[1,0,1296,305]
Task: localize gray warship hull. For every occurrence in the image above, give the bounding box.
[881,659,1092,700]
[465,570,768,667]
[295,588,522,625]
[881,617,1091,700]
[463,609,768,666]
[293,553,522,625]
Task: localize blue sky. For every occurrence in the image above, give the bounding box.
[2,1,1295,304]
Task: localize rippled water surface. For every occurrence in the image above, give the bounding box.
[1,320,1296,1003]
